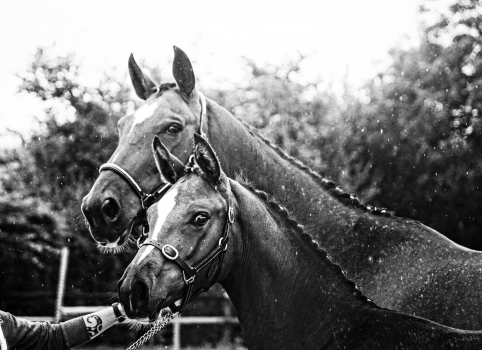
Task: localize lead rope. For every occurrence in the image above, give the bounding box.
[125,311,178,350]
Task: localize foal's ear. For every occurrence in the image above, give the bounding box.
[193,133,221,185]
[172,46,195,97]
[128,53,158,100]
[152,136,185,184]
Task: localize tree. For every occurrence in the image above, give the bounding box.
[1,47,135,317]
[208,55,351,182]
[341,0,482,248]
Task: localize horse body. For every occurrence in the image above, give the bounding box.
[118,136,482,349]
[226,180,482,349]
[83,48,482,328]
[192,97,482,329]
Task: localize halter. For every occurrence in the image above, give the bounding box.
[98,91,208,243]
[141,161,235,313]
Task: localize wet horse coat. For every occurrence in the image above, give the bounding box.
[82,47,482,329]
[118,136,482,350]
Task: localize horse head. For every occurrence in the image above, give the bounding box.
[81,47,207,250]
[118,134,236,319]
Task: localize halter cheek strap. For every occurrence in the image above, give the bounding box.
[198,91,207,139]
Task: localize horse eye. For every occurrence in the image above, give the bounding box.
[166,124,181,135]
[193,214,209,225]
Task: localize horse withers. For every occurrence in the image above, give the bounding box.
[84,47,482,329]
[118,135,482,350]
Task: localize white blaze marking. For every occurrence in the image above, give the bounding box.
[110,152,119,163]
[136,188,178,265]
[128,102,159,135]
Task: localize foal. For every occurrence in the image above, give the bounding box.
[118,135,482,349]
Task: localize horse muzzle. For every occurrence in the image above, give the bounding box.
[81,173,140,247]
[118,253,185,319]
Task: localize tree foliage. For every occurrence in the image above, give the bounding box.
[208,56,350,183]
[0,48,134,316]
[342,0,482,248]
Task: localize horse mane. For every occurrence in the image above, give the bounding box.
[236,175,378,307]
[235,117,394,218]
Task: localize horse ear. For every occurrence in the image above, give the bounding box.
[172,46,195,97]
[152,136,184,184]
[128,53,158,100]
[193,133,222,185]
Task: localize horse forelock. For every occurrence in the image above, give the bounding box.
[153,83,197,108]
[153,83,177,97]
[235,178,377,307]
[183,155,230,195]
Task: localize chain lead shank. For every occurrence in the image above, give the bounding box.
[125,312,177,350]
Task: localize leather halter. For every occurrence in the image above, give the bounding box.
[142,162,235,314]
[99,163,171,211]
[98,91,208,241]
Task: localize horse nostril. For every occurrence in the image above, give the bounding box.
[134,281,149,305]
[102,198,120,221]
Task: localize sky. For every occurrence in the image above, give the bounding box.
[0,0,426,147]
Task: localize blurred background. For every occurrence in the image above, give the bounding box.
[1,0,481,348]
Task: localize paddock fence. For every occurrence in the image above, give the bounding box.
[15,246,240,349]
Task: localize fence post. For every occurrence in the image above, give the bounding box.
[173,315,181,350]
[222,292,232,344]
[54,247,69,323]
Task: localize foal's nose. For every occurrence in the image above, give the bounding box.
[118,276,152,318]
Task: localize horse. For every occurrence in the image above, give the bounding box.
[82,47,482,329]
[118,135,482,350]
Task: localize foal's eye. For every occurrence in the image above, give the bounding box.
[166,124,181,135]
[192,214,209,225]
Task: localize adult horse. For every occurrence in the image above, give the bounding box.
[82,47,482,329]
[118,135,482,349]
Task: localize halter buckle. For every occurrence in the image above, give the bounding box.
[136,224,149,249]
[141,193,155,210]
[162,245,179,260]
[218,237,228,252]
[183,271,195,285]
[136,236,144,249]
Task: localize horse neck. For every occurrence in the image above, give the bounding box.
[222,181,371,348]
[205,99,358,251]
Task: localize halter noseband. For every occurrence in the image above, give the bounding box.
[98,91,208,242]
[99,163,171,211]
[142,161,235,314]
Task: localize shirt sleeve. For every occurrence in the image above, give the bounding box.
[0,311,90,350]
